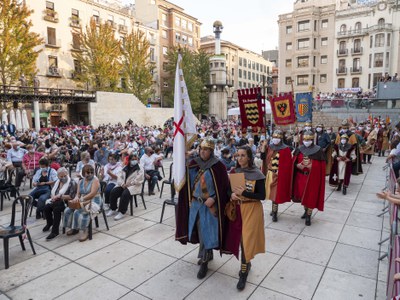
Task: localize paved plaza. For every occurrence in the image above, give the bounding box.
[0,156,390,300]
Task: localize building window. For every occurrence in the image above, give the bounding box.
[232,68,234,76]
[386,52,390,68]
[243,59,247,67]
[352,78,359,88]
[162,13,167,26]
[48,55,58,69]
[353,39,361,52]
[181,35,187,44]
[175,17,181,27]
[72,33,80,49]
[297,38,309,49]
[353,58,360,70]
[378,18,385,28]
[92,10,99,24]
[297,75,308,86]
[149,48,155,62]
[243,82,247,88]
[188,37,193,46]
[181,19,187,29]
[286,26,292,34]
[256,63,259,71]
[338,78,345,88]
[285,59,292,67]
[73,59,81,75]
[375,33,385,47]
[239,69,242,78]
[252,72,255,80]
[339,41,347,54]
[355,22,362,33]
[162,46,168,56]
[321,37,328,46]
[321,19,328,29]
[71,9,79,25]
[175,32,180,41]
[46,1,54,10]
[387,33,391,47]
[298,20,310,32]
[239,57,242,66]
[370,36,373,48]
[320,55,327,64]
[340,24,346,33]
[188,22,193,31]
[162,30,167,39]
[374,53,383,67]
[243,70,247,79]
[47,27,56,45]
[285,77,292,85]
[320,74,327,83]
[338,59,346,71]
[297,56,309,68]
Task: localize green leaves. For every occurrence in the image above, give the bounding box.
[0,0,43,86]
[164,47,210,115]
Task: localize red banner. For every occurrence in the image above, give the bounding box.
[237,88,265,133]
[270,93,296,125]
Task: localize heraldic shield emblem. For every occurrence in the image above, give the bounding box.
[298,102,309,117]
[244,103,259,124]
[274,99,290,117]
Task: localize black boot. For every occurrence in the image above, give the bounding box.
[336,182,342,192]
[237,263,251,290]
[272,202,278,222]
[197,262,208,279]
[342,186,347,195]
[197,251,213,265]
[301,209,307,219]
[305,208,312,226]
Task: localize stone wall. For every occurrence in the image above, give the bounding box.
[89,92,174,127]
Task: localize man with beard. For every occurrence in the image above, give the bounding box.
[176,138,235,279]
[261,130,292,222]
[329,134,356,195]
[292,131,326,226]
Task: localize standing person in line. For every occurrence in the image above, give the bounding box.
[292,130,326,226]
[329,134,356,195]
[230,146,266,290]
[260,130,292,222]
[175,138,234,280]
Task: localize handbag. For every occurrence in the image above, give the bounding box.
[85,201,101,215]
[68,200,81,210]
[224,201,237,221]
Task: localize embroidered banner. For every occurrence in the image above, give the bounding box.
[237,87,265,133]
[295,92,313,123]
[270,92,296,125]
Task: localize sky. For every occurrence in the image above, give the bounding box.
[124,0,295,54]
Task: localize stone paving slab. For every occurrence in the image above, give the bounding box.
[0,156,391,299]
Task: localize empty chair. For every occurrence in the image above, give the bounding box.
[160,163,173,198]
[0,195,36,269]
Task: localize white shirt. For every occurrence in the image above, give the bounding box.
[140,153,156,171]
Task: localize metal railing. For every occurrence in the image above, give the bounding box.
[350,66,362,74]
[314,97,400,111]
[351,47,363,55]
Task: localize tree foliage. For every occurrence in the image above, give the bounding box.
[121,29,155,103]
[0,0,43,86]
[164,47,210,115]
[72,19,121,91]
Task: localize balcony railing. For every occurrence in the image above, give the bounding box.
[118,24,128,34]
[337,49,348,57]
[368,23,392,32]
[45,38,61,48]
[336,67,347,75]
[351,47,363,55]
[47,67,63,78]
[71,43,83,52]
[91,16,102,26]
[106,20,117,29]
[350,66,362,74]
[70,17,81,28]
[43,9,59,23]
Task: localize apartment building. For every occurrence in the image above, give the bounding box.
[278,0,337,94]
[333,0,400,91]
[134,0,201,103]
[200,36,274,103]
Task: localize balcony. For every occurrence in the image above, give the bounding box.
[46,67,63,78]
[70,17,81,28]
[71,43,83,52]
[368,23,392,33]
[336,67,347,75]
[91,16,102,26]
[350,66,362,74]
[45,38,61,48]
[106,20,117,30]
[351,47,363,55]
[337,49,348,57]
[43,9,59,23]
[336,28,368,38]
[118,24,128,34]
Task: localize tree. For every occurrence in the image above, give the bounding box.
[72,19,121,91]
[121,29,155,103]
[164,47,210,115]
[0,0,43,86]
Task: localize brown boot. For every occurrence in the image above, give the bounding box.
[79,230,89,242]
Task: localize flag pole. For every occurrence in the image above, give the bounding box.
[290,78,299,147]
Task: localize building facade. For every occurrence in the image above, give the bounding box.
[278,0,337,94]
[333,0,400,91]
[200,36,274,105]
[134,0,201,105]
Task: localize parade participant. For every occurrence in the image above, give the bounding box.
[298,120,313,145]
[326,127,336,145]
[381,122,391,157]
[329,134,356,195]
[376,122,384,157]
[175,137,234,280]
[315,124,332,175]
[230,146,265,290]
[260,130,292,222]
[363,124,377,164]
[336,119,362,175]
[292,130,325,226]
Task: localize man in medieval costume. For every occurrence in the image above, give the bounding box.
[292,130,326,226]
[315,123,332,175]
[329,134,356,195]
[381,122,391,156]
[375,122,384,157]
[336,119,362,175]
[298,120,313,146]
[175,137,235,279]
[260,130,292,222]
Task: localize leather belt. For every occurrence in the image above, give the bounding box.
[297,169,310,175]
[192,197,207,204]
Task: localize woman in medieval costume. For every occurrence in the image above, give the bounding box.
[230,145,265,290]
[260,129,292,222]
[329,134,356,195]
[292,130,326,226]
